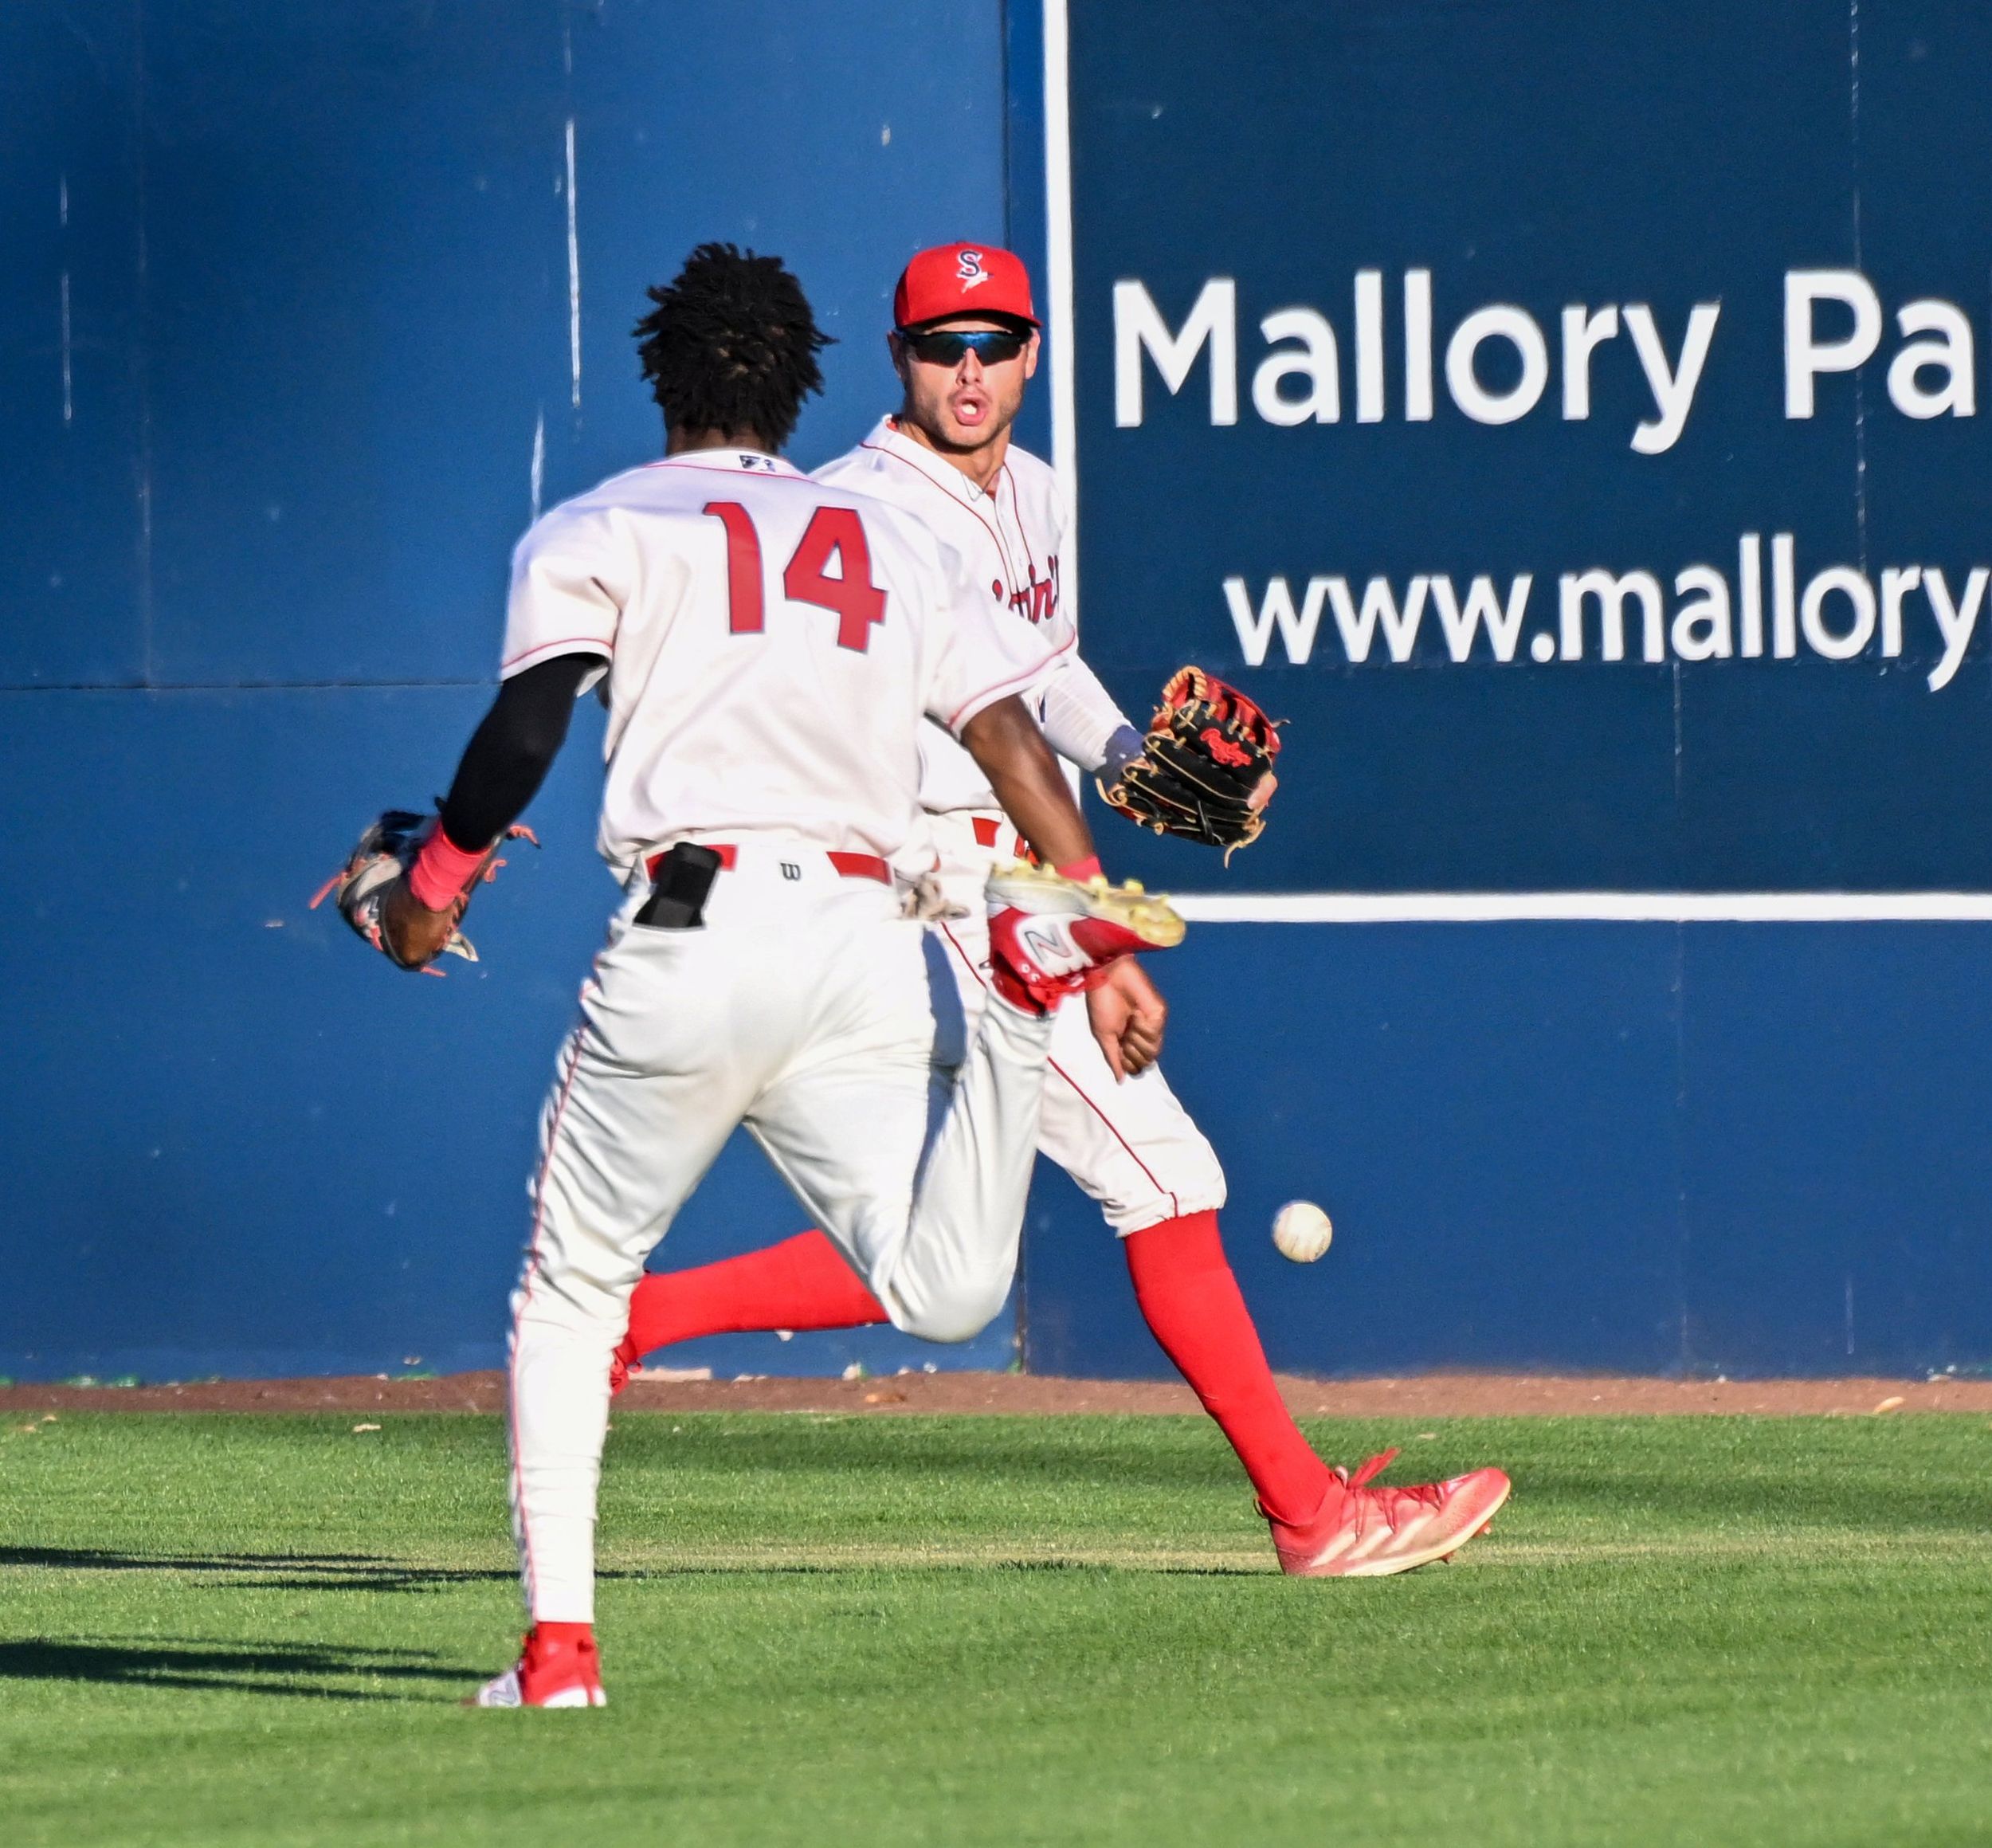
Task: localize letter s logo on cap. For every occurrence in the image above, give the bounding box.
[956,248,990,288]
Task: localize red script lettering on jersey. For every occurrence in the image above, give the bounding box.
[782,507,887,653]
[705,503,887,653]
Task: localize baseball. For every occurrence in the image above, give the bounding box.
[1272,1200,1333,1263]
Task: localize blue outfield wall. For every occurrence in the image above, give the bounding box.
[6,1,1992,1383]
[1018,0,1992,1385]
[0,0,1019,1383]
[1025,920,1992,1382]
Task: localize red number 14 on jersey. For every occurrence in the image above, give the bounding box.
[705,502,887,653]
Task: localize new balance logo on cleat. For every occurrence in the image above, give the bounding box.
[1018,921,1072,969]
[982,864,1185,1014]
[470,1667,523,1708]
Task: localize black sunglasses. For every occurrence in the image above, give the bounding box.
[897,327,1030,366]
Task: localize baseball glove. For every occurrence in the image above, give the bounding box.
[1098,666,1281,858]
[309,810,533,973]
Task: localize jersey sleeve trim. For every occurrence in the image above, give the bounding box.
[944,633,1076,732]
[500,634,615,677]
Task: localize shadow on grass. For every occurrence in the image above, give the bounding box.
[610,1559,1265,1580]
[0,1545,517,1592]
[0,1637,473,1701]
[4,1544,1269,1585]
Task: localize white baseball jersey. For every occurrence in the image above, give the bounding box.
[498,443,1069,1626]
[813,420,1223,1240]
[500,448,1057,871]
[815,419,1127,814]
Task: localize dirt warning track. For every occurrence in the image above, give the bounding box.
[3,1370,1990,1416]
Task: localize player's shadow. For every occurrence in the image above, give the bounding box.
[0,1636,471,1701]
[634,1558,1265,1579]
[0,1544,518,1593]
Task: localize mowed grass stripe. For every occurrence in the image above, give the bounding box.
[2,1412,1990,1848]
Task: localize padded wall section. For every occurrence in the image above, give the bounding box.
[0,0,1013,1380]
[2,684,602,1379]
[1023,920,1992,1381]
[0,2,147,685]
[1064,0,1992,895]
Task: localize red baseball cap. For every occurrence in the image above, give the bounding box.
[893,242,1039,332]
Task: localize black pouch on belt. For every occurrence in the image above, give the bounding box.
[635,842,723,929]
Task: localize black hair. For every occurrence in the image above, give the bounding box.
[633,242,832,450]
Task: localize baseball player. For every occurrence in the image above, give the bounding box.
[609,243,1510,1579]
[317,244,1186,1705]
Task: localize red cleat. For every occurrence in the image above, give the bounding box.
[1267,1448,1511,1578]
[467,1625,607,1707]
[984,865,1184,1014]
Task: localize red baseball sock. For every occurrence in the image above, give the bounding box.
[622,1229,888,1359]
[532,1620,593,1647]
[1123,1210,1336,1527]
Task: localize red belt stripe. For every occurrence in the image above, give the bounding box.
[644,843,888,885]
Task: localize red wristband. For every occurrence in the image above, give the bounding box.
[1056,855,1103,881]
[407,826,488,911]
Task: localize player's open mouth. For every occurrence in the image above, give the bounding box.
[952,394,990,426]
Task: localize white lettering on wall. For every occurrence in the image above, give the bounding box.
[1671,566,1733,660]
[1623,303,1722,454]
[1887,300,1974,418]
[1923,566,1988,692]
[1799,566,1877,661]
[1113,277,1237,426]
[1785,269,1883,417]
[1880,566,1921,656]
[1328,575,1429,662]
[1223,575,1324,665]
[1431,575,1532,662]
[1219,547,1992,687]
[1560,304,1619,419]
[1110,267,1978,437]
[1559,570,1665,662]
[1445,305,1550,425]
[1250,308,1339,425]
[1354,270,1386,423]
[1404,269,1434,422]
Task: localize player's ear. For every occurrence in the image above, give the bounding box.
[887,330,910,385]
[1022,330,1041,380]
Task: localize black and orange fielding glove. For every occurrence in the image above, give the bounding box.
[1097,667,1281,859]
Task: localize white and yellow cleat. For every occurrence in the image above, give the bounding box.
[984,864,1184,1013]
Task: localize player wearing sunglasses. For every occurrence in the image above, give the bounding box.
[609,243,1509,1578]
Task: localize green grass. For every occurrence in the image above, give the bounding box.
[3,1411,1991,1847]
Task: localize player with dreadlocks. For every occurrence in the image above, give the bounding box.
[317,241,1186,1705]
[602,242,1512,1584]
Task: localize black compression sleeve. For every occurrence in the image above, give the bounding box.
[437,651,604,850]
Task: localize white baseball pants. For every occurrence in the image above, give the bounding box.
[508,841,1053,1622]
[926,810,1225,1235]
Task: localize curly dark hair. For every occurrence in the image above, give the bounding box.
[633,243,832,450]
